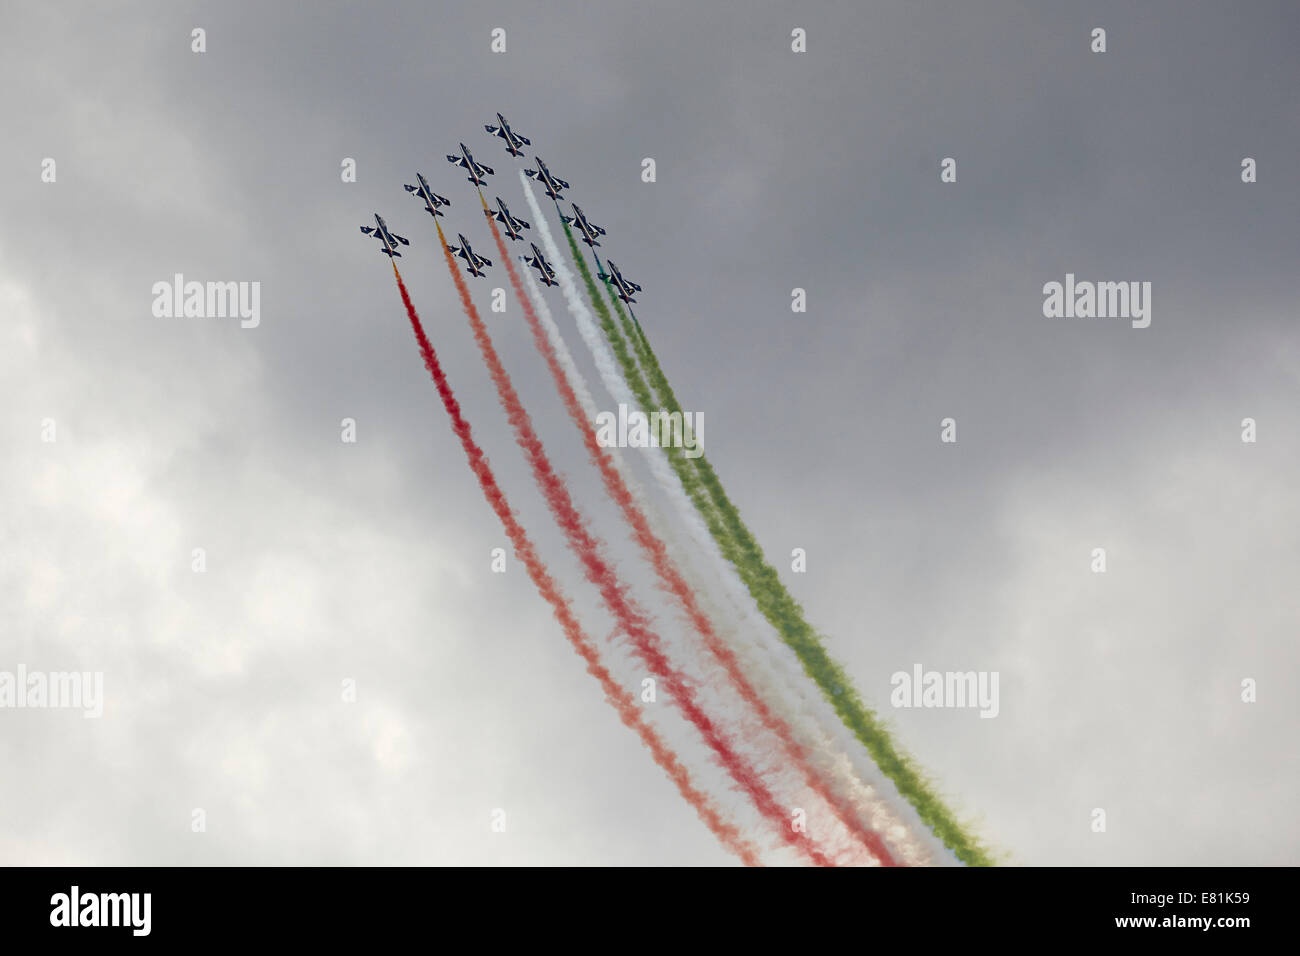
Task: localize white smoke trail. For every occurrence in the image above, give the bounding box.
[521,173,952,865]
[517,239,735,621]
[516,252,720,661]
[519,252,878,864]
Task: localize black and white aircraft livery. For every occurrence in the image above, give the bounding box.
[404,173,451,217]
[562,203,606,248]
[447,143,494,186]
[484,112,531,157]
[360,214,410,257]
[523,243,558,287]
[449,233,493,278]
[488,198,530,241]
[524,157,569,200]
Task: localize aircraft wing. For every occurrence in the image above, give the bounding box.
[360,226,376,235]
[447,154,467,167]
[477,162,495,176]
[391,233,410,246]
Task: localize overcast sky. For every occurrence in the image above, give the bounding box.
[1,1,1296,865]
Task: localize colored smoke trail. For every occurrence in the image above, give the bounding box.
[387,262,760,865]
[515,240,743,697]
[589,244,994,866]
[515,235,724,614]
[430,222,833,866]
[483,205,894,865]
[521,174,940,865]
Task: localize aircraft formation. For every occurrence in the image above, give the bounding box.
[359,113,639,304]
[361,113,992,870]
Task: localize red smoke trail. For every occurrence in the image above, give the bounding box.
[483,206,896,866]
[435,219,830,867]
[389,262,760,866]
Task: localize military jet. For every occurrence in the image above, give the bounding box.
[446,143,494,186]
[524,157,569,200]
[403,173,451,218]
[484,113,531,157]
[522,243,558,287]
[603,259,642,303]
[487,197,530,241]
[449,233,493,278]
[561,203,606,248]
[359,214,410,257]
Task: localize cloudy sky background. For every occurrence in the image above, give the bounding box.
[2,0,1296,865]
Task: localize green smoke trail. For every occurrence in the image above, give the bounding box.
[562,221,994,866]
